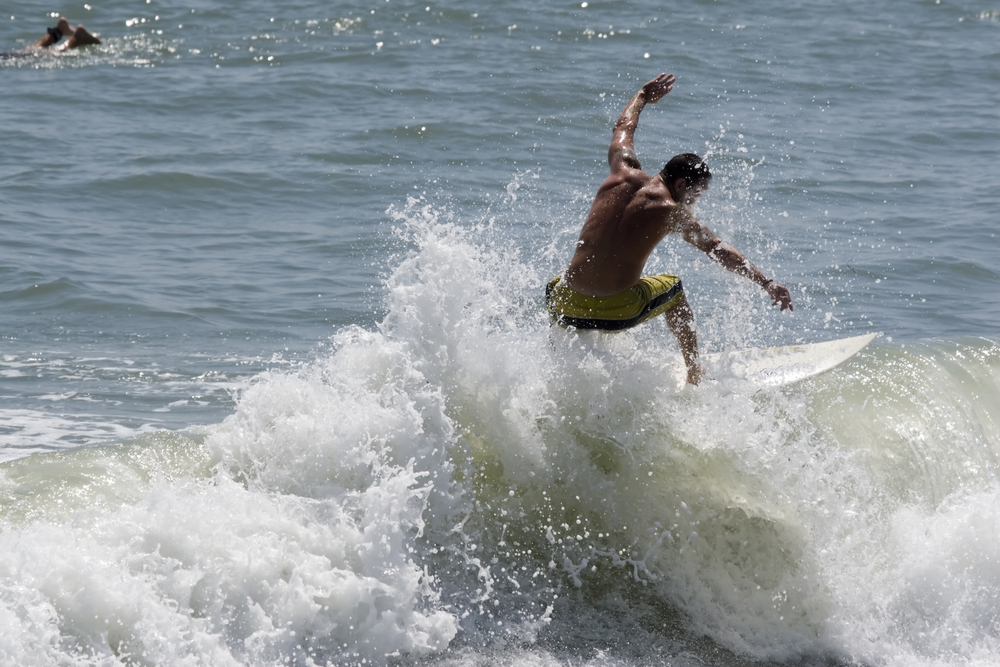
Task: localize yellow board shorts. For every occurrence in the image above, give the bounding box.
[545,274,684,331]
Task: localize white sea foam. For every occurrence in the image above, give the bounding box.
[0,209,998,666]
[0,408,161,462]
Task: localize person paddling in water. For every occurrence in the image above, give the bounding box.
[3,16,101,58]
[546,73,794,385]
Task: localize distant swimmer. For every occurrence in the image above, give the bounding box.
[2,17,101,59]
[546,73,793,385]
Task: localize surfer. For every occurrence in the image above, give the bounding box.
[2,17,101,58]
[546,73,793,385]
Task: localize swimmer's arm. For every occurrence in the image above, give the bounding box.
[680,214,794,311]
[608,73,676,172]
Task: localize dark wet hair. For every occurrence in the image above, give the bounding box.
[661,153,712,186]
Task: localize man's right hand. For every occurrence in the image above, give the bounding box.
[766,282,794,311]
[642,73,676,104]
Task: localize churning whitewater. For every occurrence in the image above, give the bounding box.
[2,207,998,666]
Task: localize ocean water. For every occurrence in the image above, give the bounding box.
[1,0,999,665]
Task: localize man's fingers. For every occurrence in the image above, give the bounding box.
[644,74,676,102]
[653,73,676,88]
[768,284,793,312]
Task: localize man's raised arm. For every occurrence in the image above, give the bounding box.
[607,73,676,170]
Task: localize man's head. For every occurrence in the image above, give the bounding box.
[661,153,712,204]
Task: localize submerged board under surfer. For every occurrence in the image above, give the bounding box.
[546,73,794,386]
[1,16,101,59]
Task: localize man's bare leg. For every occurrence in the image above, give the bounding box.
[60,24,101,50]
[665,294,702,385]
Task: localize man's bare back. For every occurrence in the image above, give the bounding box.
[549,73,793,385]
[565,156,714,297]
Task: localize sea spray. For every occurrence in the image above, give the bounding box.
[206,329,467,661]
[332,206,841,658]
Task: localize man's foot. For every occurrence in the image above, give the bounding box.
[686,363,703,386]
[65,24,101,48]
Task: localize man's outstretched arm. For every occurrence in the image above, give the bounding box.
[707,242,794,311]
[607,73,676,171]
[680,216,794,311]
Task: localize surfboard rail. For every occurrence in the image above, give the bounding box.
[683,332,879,388]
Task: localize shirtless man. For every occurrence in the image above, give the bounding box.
[6,17,101,56]
[545,73,793,385]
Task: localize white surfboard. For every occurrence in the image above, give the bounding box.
[680,332,878,388]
